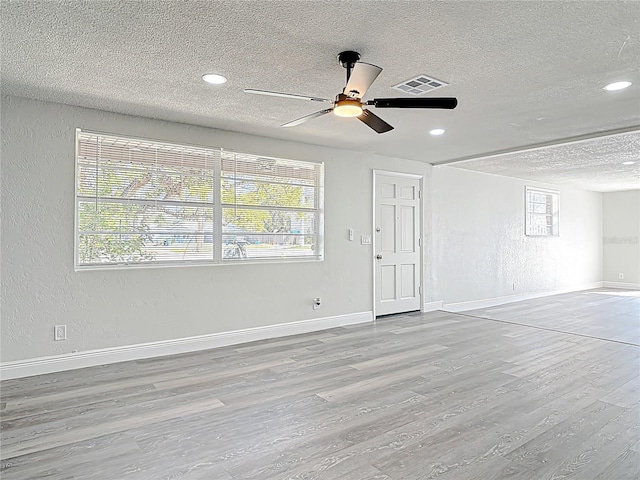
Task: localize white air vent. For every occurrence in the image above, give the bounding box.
[392,75,448,95]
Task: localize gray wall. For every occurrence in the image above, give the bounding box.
[1,95,432,362]
[430,166,602,304]
[1,95,604,363]
[603,190,640,285]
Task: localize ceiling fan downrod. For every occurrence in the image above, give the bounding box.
[337,50,361,82]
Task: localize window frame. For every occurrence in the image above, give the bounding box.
[74,129,324,271]
[524,186,559,237]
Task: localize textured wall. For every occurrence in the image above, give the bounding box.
[1,95,432,362]
[430,167,603,304]
[603,190,640,284]
[1,96,606,364]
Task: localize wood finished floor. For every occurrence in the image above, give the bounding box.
[1,288,639,479]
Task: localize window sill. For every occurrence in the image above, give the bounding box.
[74,256,324,272]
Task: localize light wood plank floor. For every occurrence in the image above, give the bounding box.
[1,288,639,479]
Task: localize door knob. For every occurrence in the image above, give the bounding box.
[376,254,383,260]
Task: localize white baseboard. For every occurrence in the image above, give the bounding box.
[423,301,444,312]
[603,281,640,290]
[442,282,604,313]
[0,311,373,380]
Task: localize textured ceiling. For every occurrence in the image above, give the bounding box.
[2,1,639,191]
[449,130,640,192]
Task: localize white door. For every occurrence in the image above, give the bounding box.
[374,173,421,316]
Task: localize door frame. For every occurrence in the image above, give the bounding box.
[372,170,425,318]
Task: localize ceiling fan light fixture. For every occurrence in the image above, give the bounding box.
[334,104,363,117]
[202,73,227,85]
[333,96,363,117]
[603,81,631,91]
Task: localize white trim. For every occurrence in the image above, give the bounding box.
[372,169,424,179]
[419,175,426,317]
[442,282,604,312]
[74,128,79,268]
[423,300,444,312]
[372,170,377,317]
[603,281,640,290]
[0,312,373,380]
[75,256,323,272]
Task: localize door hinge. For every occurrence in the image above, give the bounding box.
[418,238,421,246]
[418,286,422,295]
[418,190,421,198]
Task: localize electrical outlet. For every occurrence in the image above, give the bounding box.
[54,325,67,341]
[512,282,516,291]
[313,297,321,310]
[619,273,624,280]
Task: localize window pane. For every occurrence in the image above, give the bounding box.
[219,149,323,262]
[78,201,213,264]
[222,234,317,259]
[78,233,214,264]
[78,201,213,234]
[532,202,547,214]
[525,188,559,236]
[223,208,316,235]
[222,179,316,209]
[221,153,318,187]
[78,161,214,204]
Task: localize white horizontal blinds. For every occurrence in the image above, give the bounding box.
[221,151,322,260]
[526,188,559,236]
[76,131,217,266]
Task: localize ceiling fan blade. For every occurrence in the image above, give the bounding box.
[244,89,332,103]
[282,108,333,127]
[358,109,394,134]
[368,97,458,109]
[343,62,383,99]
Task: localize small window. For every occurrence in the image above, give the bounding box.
[75,130,323,269]
[525,187,559,236]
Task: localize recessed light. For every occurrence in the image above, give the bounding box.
[603,81,632,91]
[622,161,636,165]
[429,128,445,136]
[202,73,227,85]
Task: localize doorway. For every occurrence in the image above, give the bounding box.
[373,171,423,317]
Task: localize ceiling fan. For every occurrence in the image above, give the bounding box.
[245,51,458,134]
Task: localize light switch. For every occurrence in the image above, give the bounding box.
[348,228,354,241]
[361,235,372,245]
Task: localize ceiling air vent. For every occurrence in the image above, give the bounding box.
[392,75,448,96]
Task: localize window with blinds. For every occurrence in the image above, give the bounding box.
[525,187,559,236]
[221,151,323,261]
[75,130,323,268]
